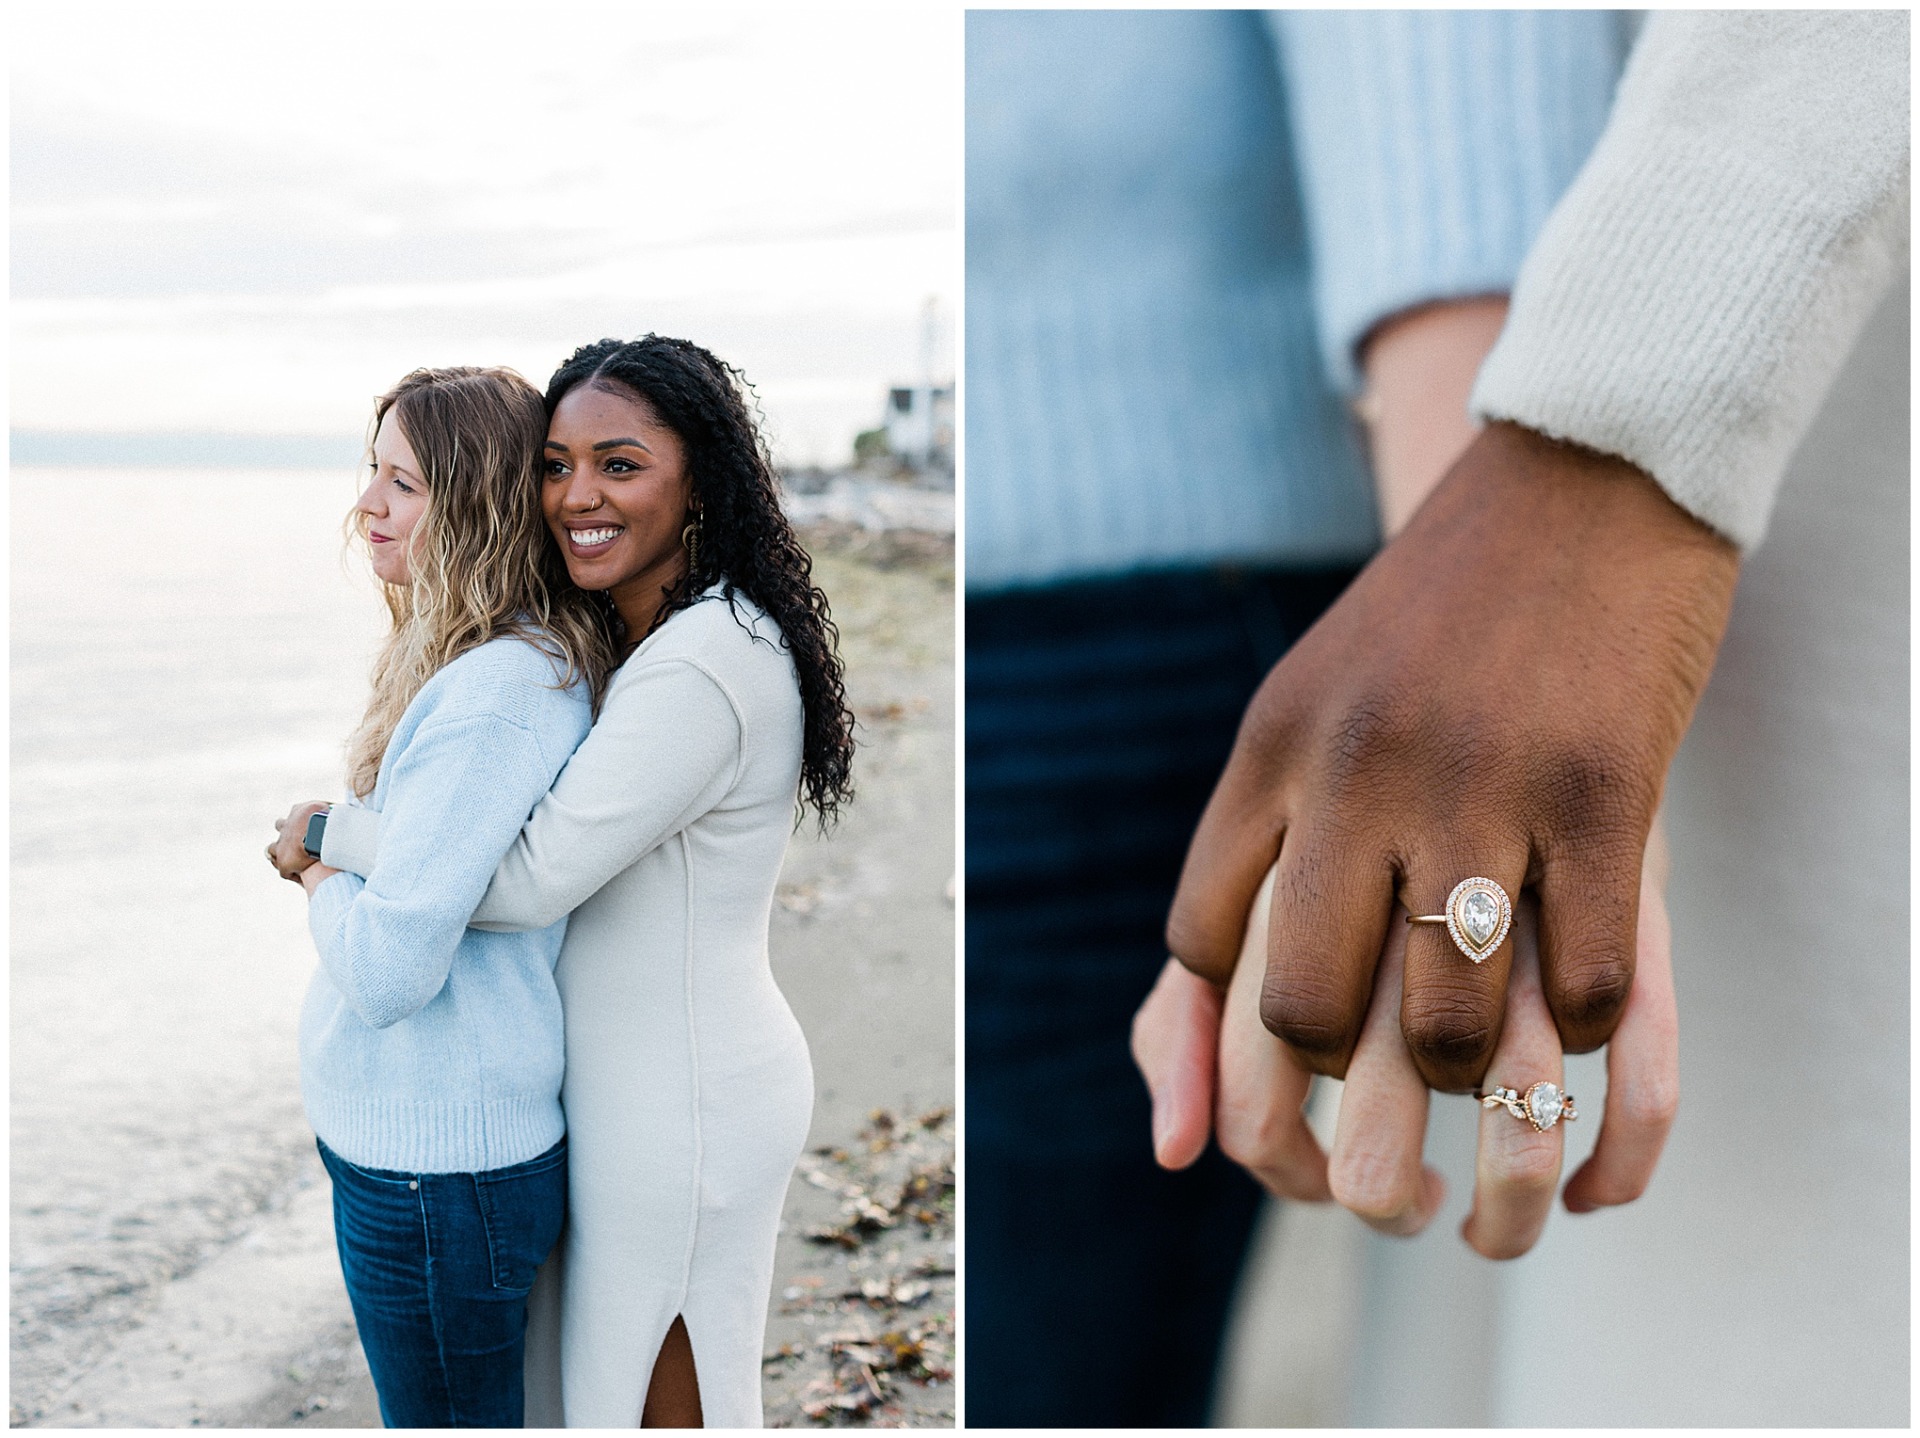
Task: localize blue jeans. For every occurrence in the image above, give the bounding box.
[317,1137,567,1429]
[966,564,1357,1426]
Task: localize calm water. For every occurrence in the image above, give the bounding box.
[10,466,388,1418]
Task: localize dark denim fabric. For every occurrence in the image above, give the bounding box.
[966,564,1356,1427]
[318,1137,567,1429]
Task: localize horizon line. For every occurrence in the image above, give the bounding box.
[12,430,365,469]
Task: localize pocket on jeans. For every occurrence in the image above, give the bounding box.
[473,1141,567,1293]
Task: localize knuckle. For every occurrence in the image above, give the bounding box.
[1329,1146,1417,1220]
[1616,1076,1680,1136]
[1212,1089,1277,1166]
[1259,973,1359,1061]
[1164,910,1234,984]
[1400,994,1497,1072]
[1236,676,1308,764]
[1488,1135,1563,1196]
[1546,953,1633,1039]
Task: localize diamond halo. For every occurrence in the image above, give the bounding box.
[1442,877,1512,963]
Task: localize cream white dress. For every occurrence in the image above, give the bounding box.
[333,587,814,1427]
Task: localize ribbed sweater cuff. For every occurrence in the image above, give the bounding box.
[1273,9,1625,393]
[305,1092,566,1176]
[1471,12,1910,551]
[307,869,362,948]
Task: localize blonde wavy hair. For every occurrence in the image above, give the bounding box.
[344,366,616,798]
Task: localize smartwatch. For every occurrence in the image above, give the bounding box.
[302,809,331,859]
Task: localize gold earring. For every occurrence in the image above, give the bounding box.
[681,516,702,572]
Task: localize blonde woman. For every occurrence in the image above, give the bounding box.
[266,366,614,1429]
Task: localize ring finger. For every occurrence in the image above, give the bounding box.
[1462,893,1567,1259]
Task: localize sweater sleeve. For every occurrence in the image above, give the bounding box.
[1270,9,1626,394]
[1470,11,1911,551]
[469,658,745,932]
[318,802,380,877]
[306,711,561,1029]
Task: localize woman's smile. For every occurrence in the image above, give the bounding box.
[562,522,625,557]
[541,381,694,636]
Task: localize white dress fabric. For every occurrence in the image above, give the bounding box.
[474,590,814,1428]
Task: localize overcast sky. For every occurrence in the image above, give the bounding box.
[11,3,958,466]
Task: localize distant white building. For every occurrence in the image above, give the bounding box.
[883,383,954,470]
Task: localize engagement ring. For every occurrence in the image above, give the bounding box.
[1407,877,1512,963]
[1478,1082,1576,1132]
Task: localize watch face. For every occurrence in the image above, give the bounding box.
[303,811,328,858]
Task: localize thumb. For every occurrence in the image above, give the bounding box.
[1131,959,1223,1169]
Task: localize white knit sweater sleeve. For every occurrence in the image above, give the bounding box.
[1469,11,1910,550]
[467,657,745,932]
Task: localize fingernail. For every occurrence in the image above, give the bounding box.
[1564,1194,1597,1214]
[1151,1097,1171,1163]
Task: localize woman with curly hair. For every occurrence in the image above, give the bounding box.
[266,366,617,1427]
[315,335,856,1427]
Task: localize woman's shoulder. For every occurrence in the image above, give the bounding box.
[418,632,593,731]
[631,586,791,674]
[613,586,799,716]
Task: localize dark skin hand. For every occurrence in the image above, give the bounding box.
[1167,421,1739,1092]
[269,800,341,893]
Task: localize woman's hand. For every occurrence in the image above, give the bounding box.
[1132,824,1678,1256]
[268,801,331,883]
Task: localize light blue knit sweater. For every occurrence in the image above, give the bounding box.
[299,634,592,1174]
[964,9,1628,592]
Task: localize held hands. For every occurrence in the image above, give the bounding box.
[268,801,337,891]
[1137,302,1726,1252]
[1165,423,1736,1092]
[1133,824,1677,1257]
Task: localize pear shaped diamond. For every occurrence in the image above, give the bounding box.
[1442,878,1511,962]
[1524,1082,1565,1131]
[1461,891,1500,947]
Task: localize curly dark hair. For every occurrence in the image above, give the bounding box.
[546,335,855,827]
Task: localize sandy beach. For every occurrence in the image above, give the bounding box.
[9,467,953,1428]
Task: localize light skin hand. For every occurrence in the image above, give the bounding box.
[1133,868,1330,1202]
[1130,960,1223,1173]
[1359,296,1511,535]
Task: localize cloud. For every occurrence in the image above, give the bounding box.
[8,4,958,457]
